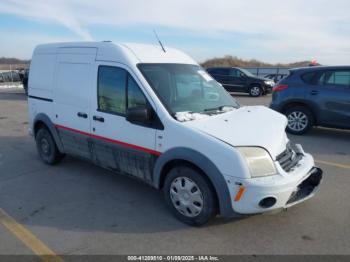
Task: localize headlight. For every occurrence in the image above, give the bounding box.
[237,147,276,178]
[264,80,274,86]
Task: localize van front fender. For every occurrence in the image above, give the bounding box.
[153,147,236,217]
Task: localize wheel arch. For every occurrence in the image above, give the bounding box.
[249,82,262,88]
[33,113,64,153]
[153,147,235,217]
[281,101,317,124]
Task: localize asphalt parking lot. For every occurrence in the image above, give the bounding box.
[0,88,349,257]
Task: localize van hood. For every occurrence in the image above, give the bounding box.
[253,76,271,82]
[253,76,267,81]
[183,106,289,159]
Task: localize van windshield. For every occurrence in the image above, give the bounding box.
[138,64,239,120]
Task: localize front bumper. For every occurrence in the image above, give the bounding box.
[285,167,322,207]
[262,83,273,93]
[225,153,323,215]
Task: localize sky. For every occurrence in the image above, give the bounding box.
[0,0,349,64]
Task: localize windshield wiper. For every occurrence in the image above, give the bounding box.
[203,105,237,113]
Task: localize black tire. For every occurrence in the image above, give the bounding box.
[249,85,262,97]
[285,106,314,135]
[35,127,64,165]
[163,165,217,226]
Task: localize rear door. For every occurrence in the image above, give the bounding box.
[54,47,96,159]
[309,69,350,127]
[90,62,160,183]
[229,69,246,91]
[207,68,236,91]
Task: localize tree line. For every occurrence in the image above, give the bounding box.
[200,55,311,68]
[0,57,30,65]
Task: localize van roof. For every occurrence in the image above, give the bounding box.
[33,41,197,65]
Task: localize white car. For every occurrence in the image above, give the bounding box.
[28,42,323,226]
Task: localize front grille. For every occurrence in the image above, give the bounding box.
[276,143,302,172]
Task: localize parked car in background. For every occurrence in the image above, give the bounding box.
[206,67,274,97]
[270,66,350,135]
[1,71,21,82]
[264,73,287,83]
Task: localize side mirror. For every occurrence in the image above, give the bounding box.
[126,106,151,123]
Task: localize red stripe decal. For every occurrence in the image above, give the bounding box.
[54,124,162,156]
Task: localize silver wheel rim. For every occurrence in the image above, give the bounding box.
[41,138,50,155]
[287,111,308,132]
[250,86,260,96]
[170,177,204,218]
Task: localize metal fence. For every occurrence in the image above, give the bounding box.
[243,67,290,77]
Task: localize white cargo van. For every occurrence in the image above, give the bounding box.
[28,42,322,225]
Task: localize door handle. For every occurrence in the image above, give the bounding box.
[93,115,105,122]
[310,90,319,95]
[77,112,88,118]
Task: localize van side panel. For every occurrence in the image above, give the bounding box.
[28,52,56,134]
[28,53,55,99]
[53,48,97,159]
[91,138,158,183]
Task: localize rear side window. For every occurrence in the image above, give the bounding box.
[230,69,241,77]
[208,68,230,76]
[98,66,147,115]
[301,72,317,84]
[325,71,350,86]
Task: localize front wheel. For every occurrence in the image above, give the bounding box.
[163,165,217,226]
[285,106,314,135]
[249,86,262,97]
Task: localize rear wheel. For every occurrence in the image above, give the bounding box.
[35,127,64,165]
[285,106,314,135]
[249,85,262,97]
[163,165,217,226]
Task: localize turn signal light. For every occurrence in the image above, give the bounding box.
[273,84,288,92]
[234,186,246,202]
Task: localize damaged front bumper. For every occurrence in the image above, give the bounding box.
[225,150,323,215]
[285,167,322,207]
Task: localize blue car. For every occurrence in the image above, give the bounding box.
[270,66,350,135]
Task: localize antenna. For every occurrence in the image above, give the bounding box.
[153,29,166,53]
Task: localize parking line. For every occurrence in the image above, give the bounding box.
[0,208,63,262]
[315,159,350,170]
